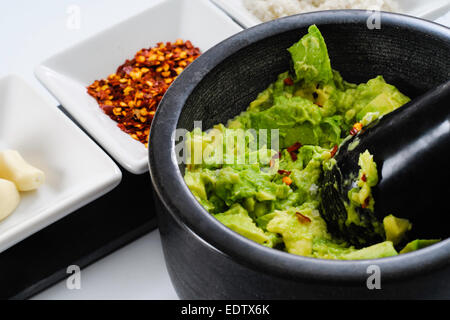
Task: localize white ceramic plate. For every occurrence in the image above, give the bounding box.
[35,0,244,174]
[0,75,122,253]
[212,0,450,28]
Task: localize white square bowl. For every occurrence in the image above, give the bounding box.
[0,75,122,253]
[212,0,450,28]
[35,0,244,174]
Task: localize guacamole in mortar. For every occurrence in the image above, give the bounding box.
[184,25,436,260]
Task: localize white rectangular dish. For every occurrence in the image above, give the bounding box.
[212,0,450,28]
[35,0,244,174]
[0,75,122,253]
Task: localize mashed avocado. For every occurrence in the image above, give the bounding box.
[344,150,383,236]
[184,25,436,260]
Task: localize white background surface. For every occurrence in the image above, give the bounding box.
[1,0,449,300]
[2,0,178,300]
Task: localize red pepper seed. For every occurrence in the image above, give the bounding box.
[330,145,338,158]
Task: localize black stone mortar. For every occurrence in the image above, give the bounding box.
[149,10,450,299]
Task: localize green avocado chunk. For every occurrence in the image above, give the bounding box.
[214,204,271,245]
[400,239,441,254]
[288,25,333,84]
[183,25,436,260]
[383,215,412,245]
[336,76,411,125]
[342,241,398,260]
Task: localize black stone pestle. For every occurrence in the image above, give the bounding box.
[320,81,450,247]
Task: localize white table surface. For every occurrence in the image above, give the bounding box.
[2,0,178,300]
[0,0,448,300]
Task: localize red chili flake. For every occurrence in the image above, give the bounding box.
[361,196,370,209]
[284,77,294,86]
[97,90,110,100]
[287,142,302,161]
[290,152,298,162]
[287,142,302,153]
[295,212,312,224]
[361,173,367,182]
[330,145,338,158]
[122,65,133,75]
[277,170,291,175]
[87,39,201,147]
[350,122,363,136]
[282,176,293,186]
[100,105,114,114]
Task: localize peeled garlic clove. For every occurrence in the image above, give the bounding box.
[0,150,45,191]
[0,179,20,221]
